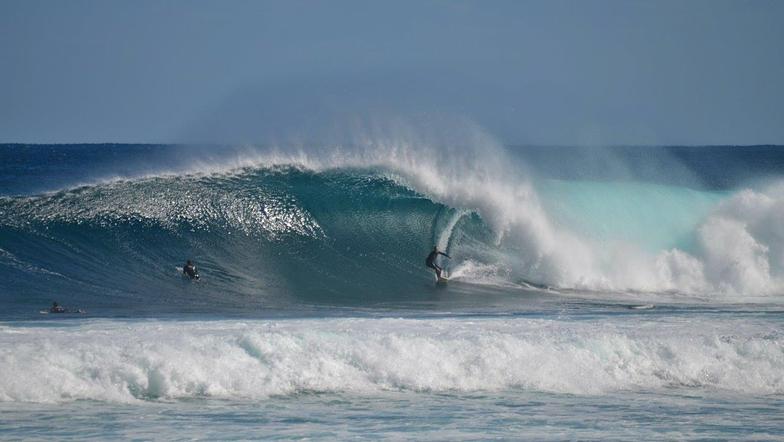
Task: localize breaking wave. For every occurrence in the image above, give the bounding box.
[3,137,784,310]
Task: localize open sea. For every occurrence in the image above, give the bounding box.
[1,142,783,440]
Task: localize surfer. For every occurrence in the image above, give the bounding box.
[49,302,65,313]
[183,260,199,280]
[425,246,450,279]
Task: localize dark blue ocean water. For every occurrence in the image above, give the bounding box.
[1,143,783,439]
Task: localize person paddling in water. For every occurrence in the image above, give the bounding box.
[425,246,450,279]
[50,301,65,313]
[183,259,199,280]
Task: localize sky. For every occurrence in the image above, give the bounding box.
[1,0,783,146]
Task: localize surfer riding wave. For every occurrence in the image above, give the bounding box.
[425,246,450,279]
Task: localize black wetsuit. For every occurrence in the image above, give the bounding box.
[425,250,450,276]
[183,264,199,279]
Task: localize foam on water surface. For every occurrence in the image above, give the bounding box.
[1,315,782,403]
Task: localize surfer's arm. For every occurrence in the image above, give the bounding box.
[439,252,451,259]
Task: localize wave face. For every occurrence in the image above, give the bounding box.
[0,167,455,312]
[1,316,782,403]
[3,142,784,312]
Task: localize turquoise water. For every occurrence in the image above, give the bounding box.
[538,179,726,252]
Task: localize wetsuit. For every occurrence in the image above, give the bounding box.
[425,250,450,277]
[183,264,199,279]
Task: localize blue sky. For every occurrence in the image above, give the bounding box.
[1,0,783,145]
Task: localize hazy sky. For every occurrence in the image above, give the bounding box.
[2,0,783,145]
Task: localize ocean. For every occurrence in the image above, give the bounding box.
[1,142,783,440]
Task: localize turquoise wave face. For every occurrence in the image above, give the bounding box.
[537,180,726,253]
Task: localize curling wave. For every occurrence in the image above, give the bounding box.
[3,139,784,310]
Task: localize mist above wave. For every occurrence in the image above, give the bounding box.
[4,121,784,300]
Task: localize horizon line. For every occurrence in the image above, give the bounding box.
[2,142,784,149]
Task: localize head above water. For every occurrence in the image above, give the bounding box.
[186,260,192,265]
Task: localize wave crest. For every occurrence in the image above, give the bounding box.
[4,136,784,301]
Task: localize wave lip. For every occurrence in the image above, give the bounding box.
[0,171,324,239]
[1,317,781,403]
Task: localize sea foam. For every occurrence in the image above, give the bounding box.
[1,317,781,403]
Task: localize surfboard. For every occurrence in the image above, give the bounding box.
[629,304,655,310]
[436,276,449,285]
[39,309,85,314]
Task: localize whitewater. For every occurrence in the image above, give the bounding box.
[1,140,784,439]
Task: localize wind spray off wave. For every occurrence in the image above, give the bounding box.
[231,133,784,299]
[3,136,784,310]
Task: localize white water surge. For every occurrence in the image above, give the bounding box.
[1,316,781,403]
